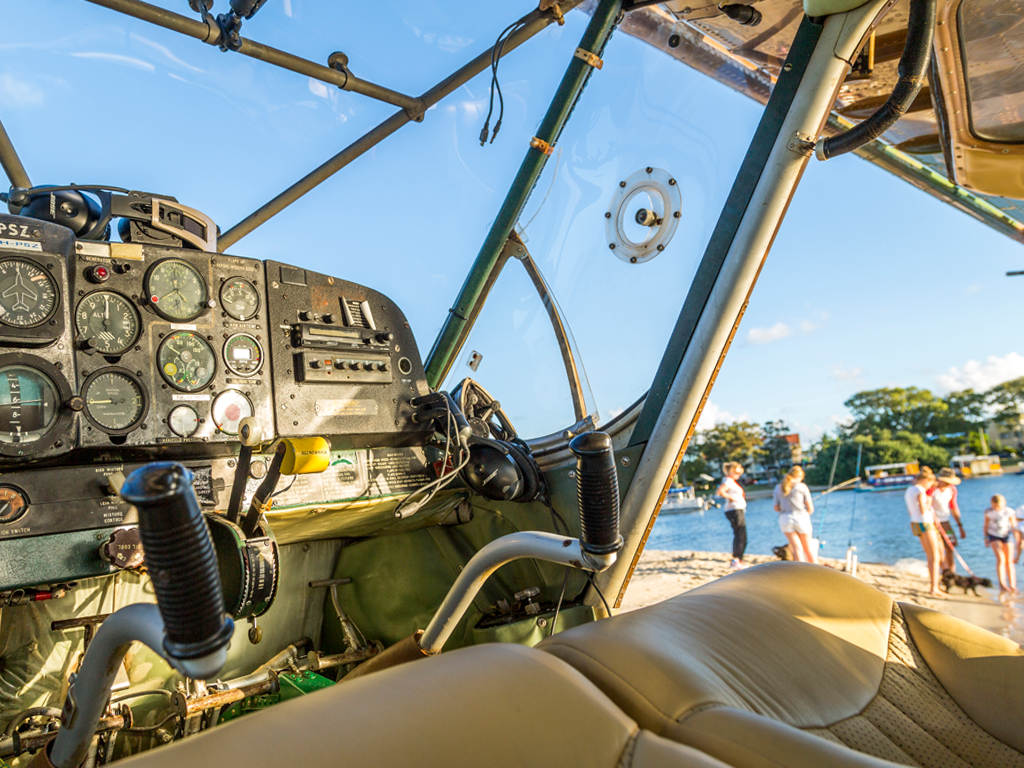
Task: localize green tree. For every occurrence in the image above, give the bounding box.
[805,429,950,486]
[988,377,1024,448]
[843,387,948,436]
[761,419,794,470]
[699,421,763,468]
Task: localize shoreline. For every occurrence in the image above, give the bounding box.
[623,549,1023,645]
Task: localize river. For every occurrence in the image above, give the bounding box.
[649,470,1024,587]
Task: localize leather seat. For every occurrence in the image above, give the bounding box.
[538,562,1024,768]
[117,643,730,768]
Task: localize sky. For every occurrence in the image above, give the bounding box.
[3,1,1022,444]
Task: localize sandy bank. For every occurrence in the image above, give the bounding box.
[623,549,1024,645]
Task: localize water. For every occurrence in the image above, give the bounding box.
[649,471,1024,586]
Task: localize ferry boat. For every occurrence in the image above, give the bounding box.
[951,454,1004,478]
[1,1,1021,767]
[858,461,920,492]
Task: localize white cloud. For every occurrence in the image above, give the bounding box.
[697,401,748,430]
[70,52,155,71]
[935,352,1024,393]
[308,78,329,98]
[965,284,982,294]
[747,322,792,345]
[0,72,44,107]
[130,33,203,73]
[798,320,817,333]
[829,364,863,382]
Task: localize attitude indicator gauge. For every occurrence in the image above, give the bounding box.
[220,278,260,321]
[82,369,147,433]
[158,332,216,392]
[145,259,208,321]
[75,292,140,355]
[212,389,253,436]
[0,258,58,328]
[0,365,60,444]
[224,333,263,377]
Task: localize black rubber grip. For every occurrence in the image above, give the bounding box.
[569,432,622,555]
[121,463,234,660]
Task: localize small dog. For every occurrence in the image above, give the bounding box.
[941,568,993,596]
[773,545,792,561]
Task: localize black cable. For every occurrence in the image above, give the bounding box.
[549,567,570,638]
[122,713,180,733]
[271,476,297,498]
[481,20,526,146]
[544,497,571,537]
[586,573,612,616]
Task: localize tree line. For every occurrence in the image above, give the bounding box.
[678,377,1024,486]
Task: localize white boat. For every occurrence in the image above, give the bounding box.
[951,455,1004,478]
[661,486,706,513]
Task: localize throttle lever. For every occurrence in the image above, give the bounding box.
[227,416,264,525]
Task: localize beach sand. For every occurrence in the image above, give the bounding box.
[623,549,1024,645]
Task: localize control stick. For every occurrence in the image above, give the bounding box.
[44,463,232,768]
[417,431,623,655]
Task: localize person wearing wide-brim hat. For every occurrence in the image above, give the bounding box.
[932,467,965,573]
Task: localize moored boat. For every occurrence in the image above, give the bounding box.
[951,454,1004,478]
[858,461,920,492]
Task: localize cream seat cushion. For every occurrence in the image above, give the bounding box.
[539,562,1024,768]
[117,643,730,768]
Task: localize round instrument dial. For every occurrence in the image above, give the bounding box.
[0,365,60,444]
[224,333,263,377]
[168,404,200,437]
[220,278,260,321]
[75,292,140,355]
[0,258,58,328]
[82,369,146,433]
[212,389,253,436]
[0,486,29,525]
[158,332,216,392]
[145,259,207,321]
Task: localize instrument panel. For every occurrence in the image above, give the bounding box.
[0,213,434,588]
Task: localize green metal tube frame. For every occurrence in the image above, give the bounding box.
[424,0,624,388]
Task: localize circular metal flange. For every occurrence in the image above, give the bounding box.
[605,167,682,264]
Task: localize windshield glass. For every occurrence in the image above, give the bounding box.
[8,3,762,438]
[447,26,762,434]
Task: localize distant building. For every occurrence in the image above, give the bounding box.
[987,415,1024,450]
[783,434,803,465]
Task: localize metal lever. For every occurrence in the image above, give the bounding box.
[239,437,331,537]
[227,416,264,525]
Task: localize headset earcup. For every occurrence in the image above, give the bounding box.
[504,442,543,503]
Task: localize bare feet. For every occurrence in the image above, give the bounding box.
[928,589,946,598]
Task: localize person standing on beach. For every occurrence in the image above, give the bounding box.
[904,466,942,597]
[931,467,966,573]
[984,494,1019,594]
[773,466,818,564]
[717,462,747,570]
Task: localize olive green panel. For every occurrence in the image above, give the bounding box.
[803,0,873,16]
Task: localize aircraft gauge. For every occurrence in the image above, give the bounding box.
[82,369,147,433]
[0,364,60,444]
[145,259,208,321]
[220,278,260,321]
[0,486,28,525]
[168,404,200,437]
[158,331,216,392]
[0,258,58,328]
[224,333,263,377]
[212,390,253,435]
[75,292,140,355]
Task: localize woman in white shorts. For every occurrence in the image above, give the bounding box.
[773,466,817,563]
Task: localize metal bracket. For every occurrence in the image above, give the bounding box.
[530,136,555,155]
[787,130,816,157]
[574,47,604,69]
[150,198,218,252]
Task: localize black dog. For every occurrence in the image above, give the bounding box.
[941,568,993,596]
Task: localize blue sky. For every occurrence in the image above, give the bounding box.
[4,2,1022,442]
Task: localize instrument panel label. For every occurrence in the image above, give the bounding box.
[0,238,42,252]
[316,399,378,417]
[172,393,210,401]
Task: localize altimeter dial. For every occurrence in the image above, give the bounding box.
[75,292,140,355]
[0,258,58,328]
[145,259,208,321]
